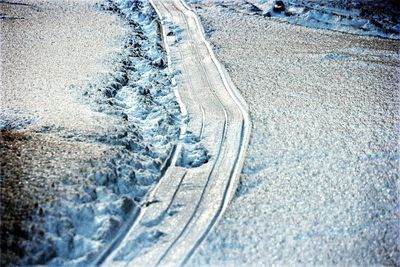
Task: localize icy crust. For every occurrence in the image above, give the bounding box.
[187,0,400,39]
[13,0,184,265]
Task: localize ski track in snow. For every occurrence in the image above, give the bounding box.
[1,0,246,265]
[98,0,251,266]
[0,0,210,265]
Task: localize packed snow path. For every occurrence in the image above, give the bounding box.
[98,0,251,266]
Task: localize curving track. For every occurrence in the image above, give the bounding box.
[100,0,251,266]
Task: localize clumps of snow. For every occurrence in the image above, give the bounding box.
[189,0,400,39]
[176,131,211,168]
[0,109,33,130]
[2,0,215,265]
[263,0,400,40]
[163,19,186,46]
[10,0,193,265]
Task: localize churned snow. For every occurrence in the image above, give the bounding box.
[0,0,203,265]
[187,0,400,39]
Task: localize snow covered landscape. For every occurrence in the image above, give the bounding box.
[1,0,184,264]
[1,0,399,266]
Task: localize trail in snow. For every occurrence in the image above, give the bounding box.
[98,0,251,266]
[0,0,203,265]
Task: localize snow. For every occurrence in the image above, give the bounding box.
[37,1,185,264]
[176,132,211,168]
[187,0,400,39]
[187,3,400,266]
[94,0,251,264]
[4,0,220,264]
[1,0,196,265]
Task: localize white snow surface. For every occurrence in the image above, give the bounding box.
[187,0,400,39]
[0,0,204,265]
[187,3,400,266]
[95,0,251,265]
[40,1,185,265]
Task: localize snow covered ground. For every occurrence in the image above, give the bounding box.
[186,2,400,266]
[97,0,250,265]
[1,0,399,265]
[1,0,183,265]
[187,0,400,39]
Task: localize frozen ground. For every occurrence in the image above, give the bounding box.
[188,3,400,266]
[1,0,182,265]
[187,0,400,39]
